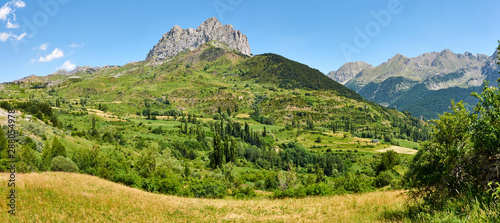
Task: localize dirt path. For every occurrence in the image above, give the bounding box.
[0,108,7,125]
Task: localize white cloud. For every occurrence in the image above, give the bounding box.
[34,42,49,50]
[0,5,12,21]
[12,32,25,41]
[0,1,25,40]
[39,48,64,62]
[13,0,25,8]
[0,1,25,21]
[0,32,11,42]
[69,43,84,48]
[6,20,18,28]
[58,60,76,71]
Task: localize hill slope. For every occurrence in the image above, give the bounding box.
[0,172,407,222]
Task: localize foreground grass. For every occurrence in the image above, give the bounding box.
[0,172,407,222]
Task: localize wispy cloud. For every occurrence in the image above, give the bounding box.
[6,19,18,28]
[39,48,64,62]
[13,0,25,8]
[69,43,84,48]
[0,32,11,42]
[0,0,25,21]
[0,0,25,42]
[57,60,76,71]
[34,42,49,50]
[12,32,25,40]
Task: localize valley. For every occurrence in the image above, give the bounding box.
[1,16,499,222]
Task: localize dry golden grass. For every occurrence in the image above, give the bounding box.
[235,114,251,119]
[87,109,123,121]
[0,172,407,222]
[376,146,418,155]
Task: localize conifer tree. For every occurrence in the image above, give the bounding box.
[51,137,66,158]
[213,133,223,168]
[224,135,230,163]
[0,127,8,159]
[229,137,237,163]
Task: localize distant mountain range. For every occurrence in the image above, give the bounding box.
[328,49,499,119]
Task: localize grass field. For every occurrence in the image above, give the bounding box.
[0,172,408,222]
[376,146,418,155]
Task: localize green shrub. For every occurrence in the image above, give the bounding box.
[375,170,396,188]
[273,186,307,198]
[50,156,79,172]
[304,182,335,196]
[112,170,143,188]
[156,175,181,195]
[233,185,256,199]
[185,178,227,199]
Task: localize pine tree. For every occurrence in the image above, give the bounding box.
[263,126,267,137]
[244,122,250,141]
[51,137,66,158]
[41,140,52,171]
[229,137,237,163]
[183,162,191,177]
[220,120,224,138]
[184,118,188,133]
[224,135,230,163]
[213,133,223,168]
[0,127,8,159]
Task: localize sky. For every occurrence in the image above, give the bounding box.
[0,0,499,82]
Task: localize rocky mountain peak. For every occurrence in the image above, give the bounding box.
[439,49,452,55]
[146,17,252,61]
[327,61,374,84]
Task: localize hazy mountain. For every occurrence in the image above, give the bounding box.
[327,62,374,85]
[328,49,499,119]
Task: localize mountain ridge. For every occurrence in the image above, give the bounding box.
[328,49,499,119]
[146,17,251,61]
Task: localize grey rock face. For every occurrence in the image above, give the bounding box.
[327,61,374,84]
[146,17,251,61]
[342,49,498,91]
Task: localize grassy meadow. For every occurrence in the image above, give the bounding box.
[0,172,408,222]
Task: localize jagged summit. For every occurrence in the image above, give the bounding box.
[146,17,251,61]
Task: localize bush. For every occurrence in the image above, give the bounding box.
[233,185,256,199]
[375,170,396,188]
[304,182,335,196]
[50,156,79,172]
[185,178,227,199]
[273,186,307,198]
[112,170,143,188]
[156,175,181,195]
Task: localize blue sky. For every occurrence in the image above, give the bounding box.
[0,0,499,82]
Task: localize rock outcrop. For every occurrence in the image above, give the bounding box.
[327,62,374,84]
[146,17,251,61]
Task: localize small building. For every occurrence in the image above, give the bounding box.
[372,140,379,143]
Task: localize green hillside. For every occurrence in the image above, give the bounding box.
[0,42,429,206]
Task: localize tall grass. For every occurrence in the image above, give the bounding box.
[0,172,408,222]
